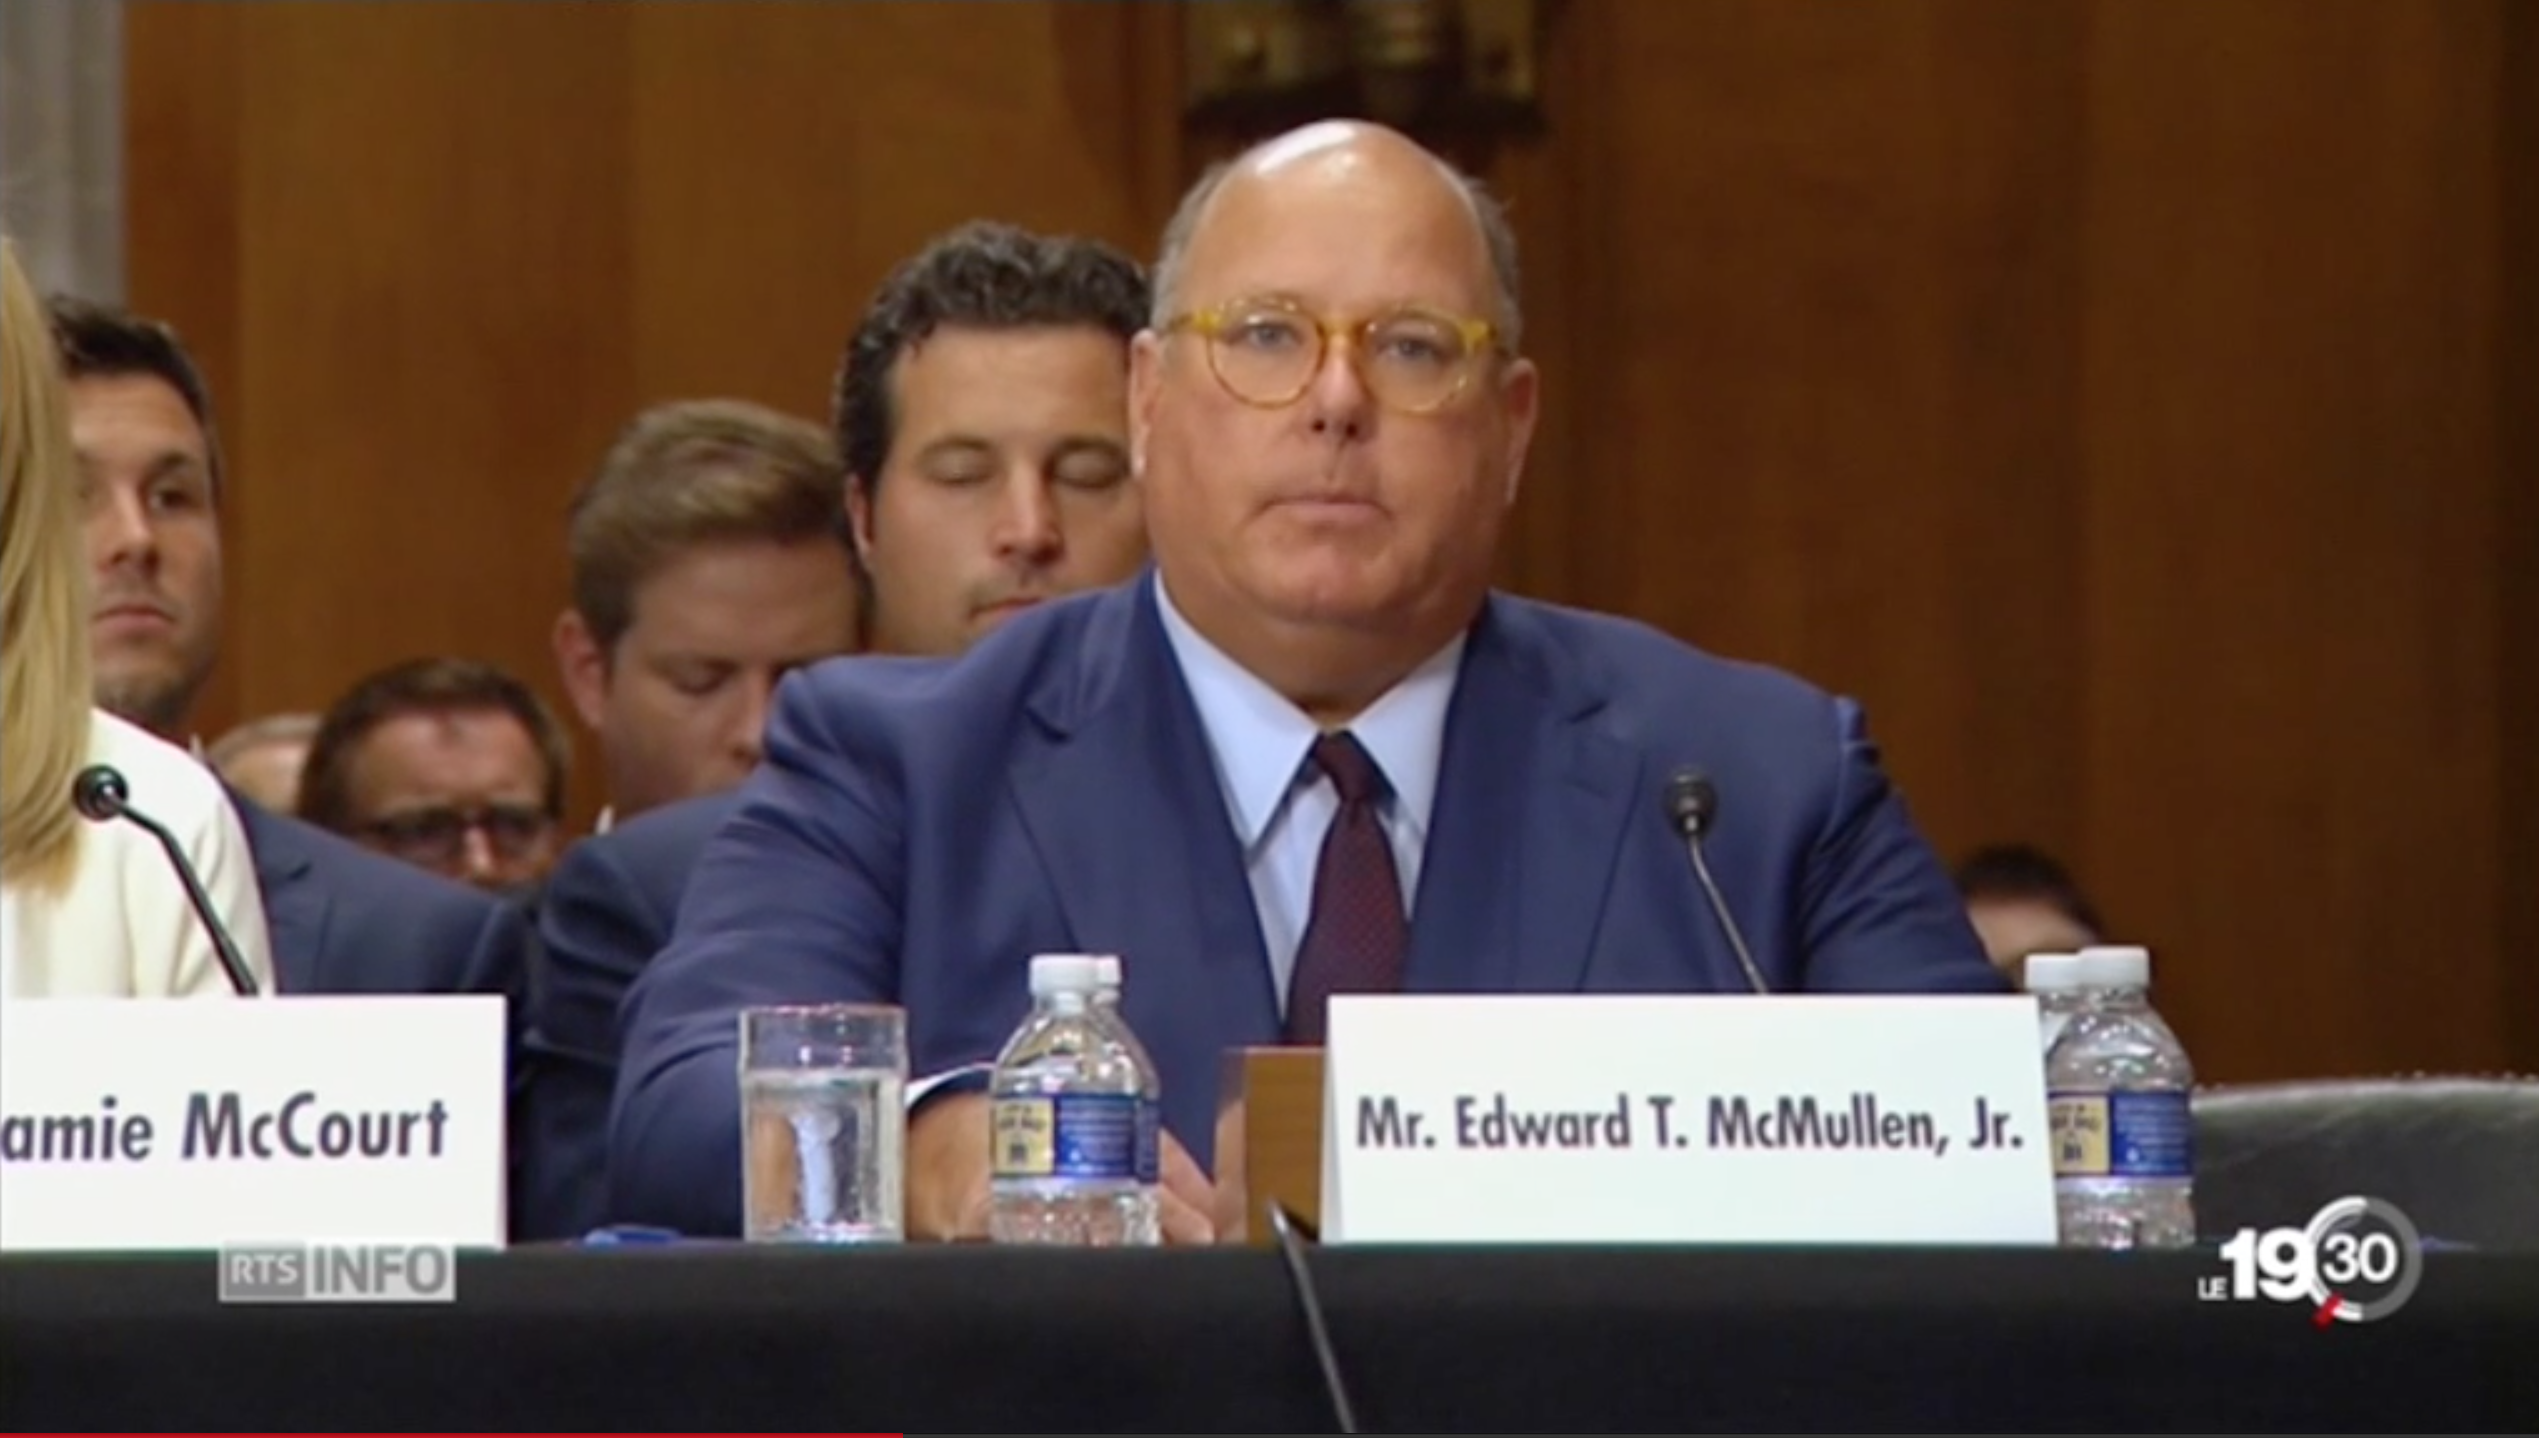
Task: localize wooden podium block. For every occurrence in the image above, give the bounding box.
[1213,1046,1326,1246]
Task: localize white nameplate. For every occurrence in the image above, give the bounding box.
[0,996,507,1252]
[1320,994,2056,1244]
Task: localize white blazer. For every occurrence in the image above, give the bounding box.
[0,710,278,999]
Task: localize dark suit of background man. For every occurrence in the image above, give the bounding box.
[46,297,520,999]
[525,234,1151,1239]
[611,122,2004,1243]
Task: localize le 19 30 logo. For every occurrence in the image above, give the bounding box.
[2199,1195,2425,1325]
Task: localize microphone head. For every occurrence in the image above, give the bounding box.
[1663,766,1719,839]
[72,764,131,823]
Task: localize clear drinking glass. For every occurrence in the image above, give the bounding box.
[738,1004,907,1243]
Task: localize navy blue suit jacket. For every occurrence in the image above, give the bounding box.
[234,797,520,998]
[233,800,531,1233]
[612,576,2001,1234]
[513,791,738,1240]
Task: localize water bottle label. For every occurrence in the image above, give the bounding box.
[991,1094,1160,1183]
[2048,1089,2193,1179]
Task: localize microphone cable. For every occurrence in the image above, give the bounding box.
[1267,1198,1360,1434]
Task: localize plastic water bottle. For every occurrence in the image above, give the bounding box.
[2045,945,2196,1248]
[987,953,1161,1245]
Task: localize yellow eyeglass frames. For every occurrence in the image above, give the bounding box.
[1159,297,1505,415]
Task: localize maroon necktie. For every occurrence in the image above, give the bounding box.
[1283,732,1408,1045]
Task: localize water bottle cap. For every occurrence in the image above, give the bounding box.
[2076,944,2151,988]
[1027,953,1110,997]
[2020,952,2087,992]
[1094,955,1122,989]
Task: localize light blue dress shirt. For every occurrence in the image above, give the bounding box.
[1151,573,1464,1018]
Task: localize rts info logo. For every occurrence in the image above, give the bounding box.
[2198,1195,2425,1325]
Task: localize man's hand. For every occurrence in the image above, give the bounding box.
[905,1092,1217,1243]
[906,1092,995,1241]
[1157,1133,1217,1244]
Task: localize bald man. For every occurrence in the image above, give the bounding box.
[610,121,2002,1242]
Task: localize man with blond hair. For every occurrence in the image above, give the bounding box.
[550,397,861,827]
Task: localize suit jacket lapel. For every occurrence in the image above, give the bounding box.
[235,798,331,992]
[1408,597,1641,994]
[1008,579,1281,1048]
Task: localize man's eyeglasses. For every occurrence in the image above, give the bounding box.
[1160,297,1504,415]
[359,804,553,867]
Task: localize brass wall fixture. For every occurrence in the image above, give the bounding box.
[1183,0,1555,143]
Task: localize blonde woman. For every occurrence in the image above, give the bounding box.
[0,240,275,997]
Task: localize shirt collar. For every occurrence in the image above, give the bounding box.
[1152,572,1464,852]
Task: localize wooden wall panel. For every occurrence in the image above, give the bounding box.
[222,1,637,790]
[121,1,244,734]
[2077,0,2508,1076]
[620,2,1176,418]
[1502,0,2094,883]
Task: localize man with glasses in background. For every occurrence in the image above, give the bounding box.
[296,657,572,895]
[610,121,2000,1242]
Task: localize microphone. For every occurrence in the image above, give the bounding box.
[1662,766,1770,995]
[73,764,262,997]
[1267,1199,1360,1434]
